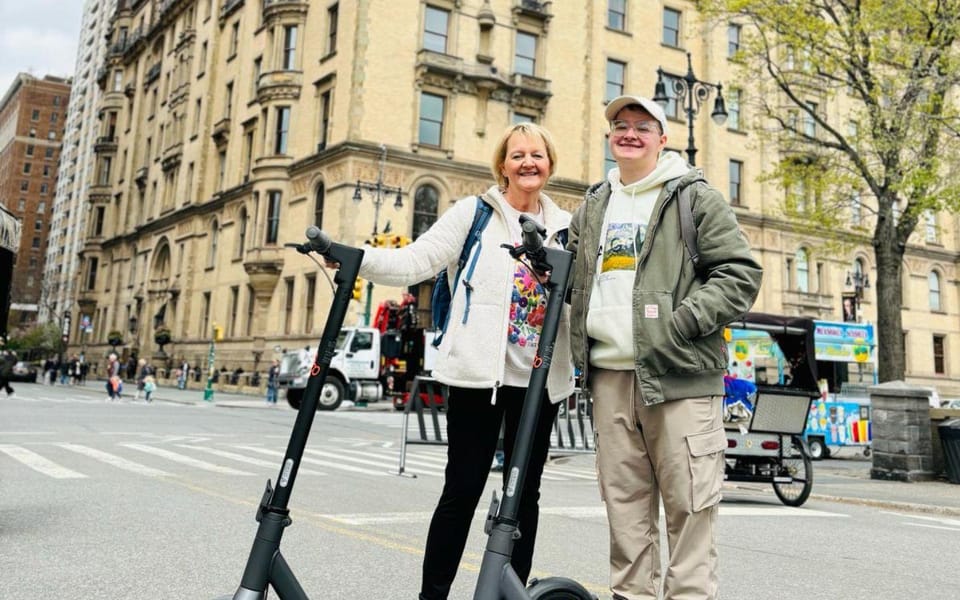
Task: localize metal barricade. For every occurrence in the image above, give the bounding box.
[549,387,595,455]
[396,375,448,477]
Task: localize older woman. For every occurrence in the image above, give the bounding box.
[357,123,575,599]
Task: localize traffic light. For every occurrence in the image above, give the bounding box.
[212,324,224,341]
[352,278,364,301]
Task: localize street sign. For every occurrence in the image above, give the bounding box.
[62,312,72,343]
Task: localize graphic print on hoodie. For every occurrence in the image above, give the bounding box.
[587,151,691,369]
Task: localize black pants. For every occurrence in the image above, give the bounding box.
[0,378,12,394]
[420,386,559,600]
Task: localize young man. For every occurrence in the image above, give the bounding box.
[567,95,763,599]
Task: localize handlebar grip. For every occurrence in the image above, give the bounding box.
[305,226,332,254]
[521,219,543,254]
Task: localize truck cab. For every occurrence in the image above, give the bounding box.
[278,326,381,410]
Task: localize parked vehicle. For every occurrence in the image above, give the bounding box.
[804,395,872,459]
[278,297,437,410]
[9,361,39,383]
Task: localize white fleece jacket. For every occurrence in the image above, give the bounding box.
[359,185,576,403]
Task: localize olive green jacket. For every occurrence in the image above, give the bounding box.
[567,170,763,405]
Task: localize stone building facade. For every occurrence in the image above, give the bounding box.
[75,0,960,393]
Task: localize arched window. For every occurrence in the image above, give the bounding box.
[795,248,809,293]
[207,219,219,268]
[314,183,325,227]
[236,207,248,258]
[929,271,942,311]
[413,184,439,239]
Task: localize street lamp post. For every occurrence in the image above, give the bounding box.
[845,269,870,322]
[353,144,404,325]
[652,52,728,167]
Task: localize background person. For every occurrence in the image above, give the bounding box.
[266,359,280,404]
[347,123,575,599]
[567,95,762,600]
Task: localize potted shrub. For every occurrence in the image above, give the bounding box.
[154,326,172,351]
[107,330,124,349]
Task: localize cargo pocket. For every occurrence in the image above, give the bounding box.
[686,427,727,512]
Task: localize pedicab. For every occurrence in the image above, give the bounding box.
[723,313,818,507]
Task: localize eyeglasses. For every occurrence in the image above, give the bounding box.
[609,120,661,136]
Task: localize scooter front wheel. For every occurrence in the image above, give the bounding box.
[527,576,597,600]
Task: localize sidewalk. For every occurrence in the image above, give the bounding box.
[79,378,396,412]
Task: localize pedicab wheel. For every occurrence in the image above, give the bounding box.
[527,576,597,600]
[772,435,813,507]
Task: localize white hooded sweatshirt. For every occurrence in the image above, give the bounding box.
[587,151,691,369]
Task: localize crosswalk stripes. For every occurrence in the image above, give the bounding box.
[0,443,87,479]
[0,440,601,484]
[57,443,170,477]
[175,444,327,476]
[121,443,255,475]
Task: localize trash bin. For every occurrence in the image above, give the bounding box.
[940,419,960,484]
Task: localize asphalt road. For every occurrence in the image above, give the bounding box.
[2,383,958,599]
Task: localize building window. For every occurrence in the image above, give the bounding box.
[663,7,681,47]
[925,210,937,243]
[423,5,449,53]
[34,219,42,231]
[608,0,626,31]
[512,112,535,124]
[604,139,616,174]
[40,183,48,195]
[20,180,28,192]
[217,150,226,190]
[266,191,282,244]
[32,237,41,249]
[418,92,444,147]
[413,184,439,239]
[514,31,537,76]
[22,163,31,174]
[318,90,331,150]
[245,285,255,336]
[727,89,741,130]
[729,160,743,205]
[44,147,54,159]
[850,191,862,226]
[929,271,942,311]
[31,109,40,121]
[795,248,809,292]
[207,219,219,268]
[225,82,233,118]
[314,183,325,227]
[229,21,239,57]
[606,59,625,101]
[237,207,248,258]
[275,106,291,154]
[933,335,946,375]
[26,144,34,157]
[201,292,211,338]
[305,274,316,334]
[37,201,45,213]
[283,277,295,334]
[229,286,239,337]
[804,101,818,137]
[86,257,99,290]
[728,24,741,58]
[282,25,298,70]
[327,3,339,54]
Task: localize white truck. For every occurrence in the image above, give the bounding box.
[277,326,438,410]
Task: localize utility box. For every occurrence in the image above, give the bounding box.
[939,419,960,484]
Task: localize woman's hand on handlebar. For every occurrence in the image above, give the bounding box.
[323,258,340,269]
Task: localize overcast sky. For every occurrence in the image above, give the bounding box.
[0,0,84,97]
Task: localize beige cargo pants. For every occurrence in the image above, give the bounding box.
[592,368,726,600]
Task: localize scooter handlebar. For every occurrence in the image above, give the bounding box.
[304,226,332,254]
[520,219,543,255]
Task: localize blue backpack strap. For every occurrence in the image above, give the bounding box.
[459,201,493,324]
[439,197,493,338]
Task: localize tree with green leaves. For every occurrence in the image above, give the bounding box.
[697,0,960,382]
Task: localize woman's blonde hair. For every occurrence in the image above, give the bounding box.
[491,122,558,189]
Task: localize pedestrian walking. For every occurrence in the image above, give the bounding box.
[0,349,17,398]
[143,374,156,402]
[342,123,575,599]
[177,359,189,390]
[567,95,763,600]
[106,353,122,401]
[266,359,280,404]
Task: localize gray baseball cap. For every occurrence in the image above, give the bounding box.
[605,95,668,135]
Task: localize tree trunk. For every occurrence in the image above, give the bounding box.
[873,202,906,382]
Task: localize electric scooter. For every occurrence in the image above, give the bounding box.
[218,226,362,600]
[472,217,596,600]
